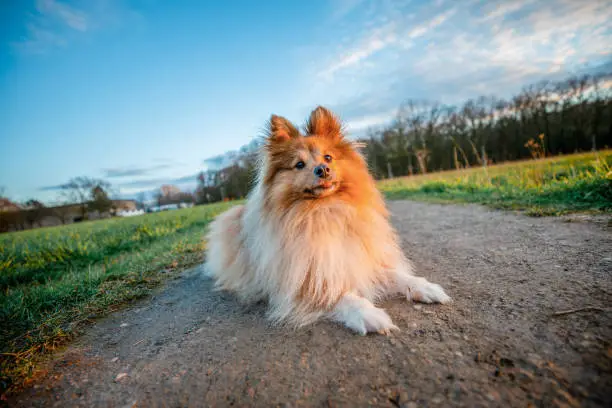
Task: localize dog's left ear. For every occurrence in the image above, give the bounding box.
[267,114,300,143]
[305,106,343,140]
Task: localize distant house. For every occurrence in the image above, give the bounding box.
[116,208,145,217]
[147,202,194,213]
[111,200,137,213]
[0,198,21,213]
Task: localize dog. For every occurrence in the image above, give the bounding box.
[204,106,451,335]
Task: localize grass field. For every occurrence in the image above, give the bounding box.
[380,150,612,216]
[1,150,611,394]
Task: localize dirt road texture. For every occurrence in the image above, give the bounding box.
[9,201,612,407]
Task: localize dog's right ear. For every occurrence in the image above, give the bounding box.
[267,115,300,143]
[305,106,343,140]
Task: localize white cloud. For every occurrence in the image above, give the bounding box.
[407,8,456,39]
[318,26,397,79]
[36,0,88,31]
[345,109,397,133]
[12,0,141,54]
[480,0,535,22]
[410,1,612,97]
[13,0,89,54]
[317,7,456,80]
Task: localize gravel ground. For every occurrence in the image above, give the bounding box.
[9,201,612,408]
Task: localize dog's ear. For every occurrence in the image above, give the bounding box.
[305,106,343,140]
[267,115,300,143]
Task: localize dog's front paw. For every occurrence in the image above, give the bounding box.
[343,305,399,336]
[332,292,400,335]
[406,277,452,304]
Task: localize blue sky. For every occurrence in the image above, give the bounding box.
[1,0,611,203]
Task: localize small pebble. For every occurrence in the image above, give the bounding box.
[114,373,128,382]
[486,390,500,401]
[120,323,129,328]
[111,357,119,363]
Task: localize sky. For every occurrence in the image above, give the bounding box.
[1,0,611,204]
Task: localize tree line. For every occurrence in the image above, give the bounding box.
[194,72,612,202]
[361,73,612,179]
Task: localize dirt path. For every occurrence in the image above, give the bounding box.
[9,201,612,408]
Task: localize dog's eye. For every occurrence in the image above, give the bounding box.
[295,161,305,170]
[324,155,333,163]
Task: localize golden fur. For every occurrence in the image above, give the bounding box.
[204,106,451,335]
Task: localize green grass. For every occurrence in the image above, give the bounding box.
[379,150,612,216]
[0,201,236,395]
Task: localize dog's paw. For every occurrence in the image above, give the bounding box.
[342,305,399,336]
[406,277,452,304]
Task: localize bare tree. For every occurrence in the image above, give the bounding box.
[89,184,113,215]
[60,177,112,219]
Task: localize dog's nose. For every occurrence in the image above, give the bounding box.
[314,164,330,179]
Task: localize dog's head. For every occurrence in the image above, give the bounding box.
[261,106,377,210]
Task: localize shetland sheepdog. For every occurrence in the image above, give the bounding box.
[204,106,451,335]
